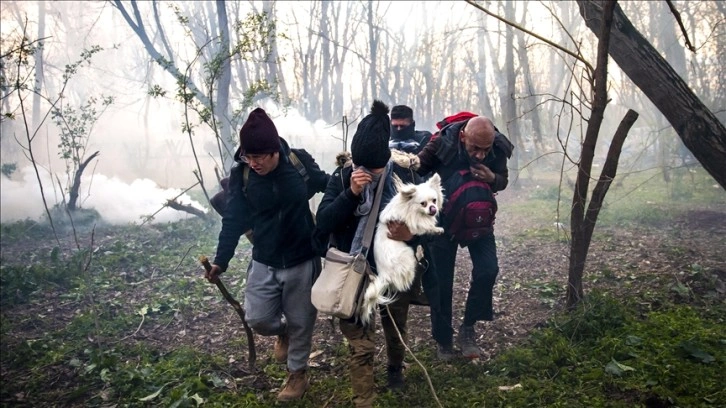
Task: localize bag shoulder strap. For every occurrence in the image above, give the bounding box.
[359,173,386,257]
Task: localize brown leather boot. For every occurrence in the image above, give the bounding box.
[274,333,289,363]
[277,369,309,401]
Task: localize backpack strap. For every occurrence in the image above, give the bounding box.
[242,165,251,195]
[288,151,309,182]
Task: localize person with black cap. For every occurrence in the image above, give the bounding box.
[314,100,433,407]
[205,107,330,402]
[389,104,433,154]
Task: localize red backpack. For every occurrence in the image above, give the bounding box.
[431,111,479,142]
[435,111,478,130]
[441,169,497,244]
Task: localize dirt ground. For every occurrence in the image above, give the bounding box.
[166,188,726,375]
[1,187,725,402]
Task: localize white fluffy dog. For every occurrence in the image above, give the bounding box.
[360,173,444,325]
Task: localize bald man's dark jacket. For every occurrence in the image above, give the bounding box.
[416,120,513,193]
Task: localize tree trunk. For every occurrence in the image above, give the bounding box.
[68,151,100,211]
[475,10,494,119]
[577,0,726,189]
[566,1,615,308]
[215,0,234,169]
[263,2,287,98]
[320,1,332,122]
[112,0,211,108]
[367,0,378,99]
[503,1,520,188]
[484,4,505,123]
[516,9,543,160]
[32,2,45,131]
[329,1,356,121]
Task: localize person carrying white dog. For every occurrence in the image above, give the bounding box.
[314,100,438,406]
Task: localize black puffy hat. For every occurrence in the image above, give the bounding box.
[351,100,391,169]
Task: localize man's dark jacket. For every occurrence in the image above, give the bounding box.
[417,120,513,193]
[214,138,329,271]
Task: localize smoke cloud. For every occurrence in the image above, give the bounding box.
[1,166,206,225]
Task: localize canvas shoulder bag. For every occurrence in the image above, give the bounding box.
[311,175,386,320]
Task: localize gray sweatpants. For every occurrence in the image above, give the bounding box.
[244,258,319,371]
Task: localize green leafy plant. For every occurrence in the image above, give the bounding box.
[51,92,114,212]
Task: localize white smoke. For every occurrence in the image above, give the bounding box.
[0,100,344,226]
[259,99,348,173]
[1,166,206,225]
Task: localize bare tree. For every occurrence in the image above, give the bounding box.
[516,5,544,160]
[464,0,642,308]
[567,1,639,307]
[502,1,521,187]
[328,2,359,121]
[319,1,332,122]
[577,0,726,189]
[475,9,494,120]
[31,2,46,131]
[287,3,322,119]
[262,2,287,98]
[1,23,59,242]
[366,0,378,99]
[113,0,279,217]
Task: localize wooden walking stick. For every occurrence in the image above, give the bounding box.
[199,255,256,368]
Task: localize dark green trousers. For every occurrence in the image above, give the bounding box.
[339,295,409,407]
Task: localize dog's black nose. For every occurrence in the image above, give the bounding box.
[429,206,438,216]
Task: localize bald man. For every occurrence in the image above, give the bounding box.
[415,114,514,360]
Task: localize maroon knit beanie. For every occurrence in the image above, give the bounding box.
[239,108,281,154]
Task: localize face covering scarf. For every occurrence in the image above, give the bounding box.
[390,122,416,141]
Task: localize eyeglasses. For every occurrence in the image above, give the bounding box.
[240,153,272,164]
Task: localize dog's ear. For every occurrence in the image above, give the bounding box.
[399,184,416,201]
[428,173,444,208]
[428,173,442,190]
[391,174,415,200]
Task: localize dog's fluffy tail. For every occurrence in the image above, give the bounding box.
[359,276,397,325]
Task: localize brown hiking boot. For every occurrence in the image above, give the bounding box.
[274,333,289,363]
[277,369,310,401]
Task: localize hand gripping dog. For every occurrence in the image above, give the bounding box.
[360,174,444,325]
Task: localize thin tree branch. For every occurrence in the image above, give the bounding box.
[583,109,639,245]
[464,0,595,74]
[665,0,696,53]
[14,20,60,246]
[140,181,201,226]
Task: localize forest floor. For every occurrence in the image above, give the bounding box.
[1,176,725,406]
